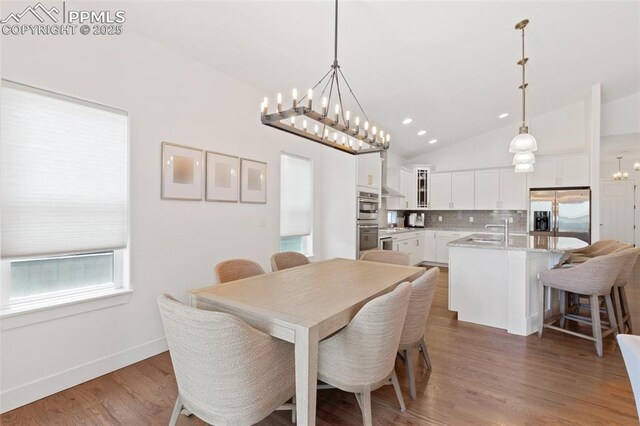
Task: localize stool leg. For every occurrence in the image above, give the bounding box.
[604,293,618,338]
[538,283,545,338]
[590,295,603,357]
[612,285,625,334]
[559,290,566,328]
[620,286,633,334]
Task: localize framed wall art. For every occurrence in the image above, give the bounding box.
[240,158,267,204]
[161,142,203,200]
[205,151,239,202]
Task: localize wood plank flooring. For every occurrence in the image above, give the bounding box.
[2,263,639,425]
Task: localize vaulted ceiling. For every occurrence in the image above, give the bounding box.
[112,1,639,158]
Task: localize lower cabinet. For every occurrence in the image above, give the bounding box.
[434,231,472,264]
[394,231,423,265]
[423,230,437,262]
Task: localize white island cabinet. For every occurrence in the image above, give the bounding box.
[448,234,586,336]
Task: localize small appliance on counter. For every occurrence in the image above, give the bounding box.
[406,212,425,228]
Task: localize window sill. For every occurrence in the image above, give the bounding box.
[0,288,133,330]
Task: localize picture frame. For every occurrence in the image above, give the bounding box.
[240,158,267,204]
[161,142,204,201]
[205,151,239,202]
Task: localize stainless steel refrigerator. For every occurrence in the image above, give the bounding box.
[529,187,591,243]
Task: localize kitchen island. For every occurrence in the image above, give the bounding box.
[448,234,587,336]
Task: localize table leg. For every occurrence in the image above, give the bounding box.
[294,325,319,426]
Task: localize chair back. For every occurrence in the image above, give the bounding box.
[617,334,640,419]
[570,239,617,255]
[319,282,412,387]
[360,249,411,266]
[215,259,265,283]
[270,251,310,272]
[615,247,640,287]
[590,242,633,257]
[400,268,439,346]
[157,295,295,425]
[540,250,629,295]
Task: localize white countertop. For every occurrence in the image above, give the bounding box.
[448,233,588,253]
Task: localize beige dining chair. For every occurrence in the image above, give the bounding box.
[612,248,640,334]
[618,334,640,419]
[360,249,411,266]
[158,294,296,426]
[317,282,412,426]
[215,259,265,283]
[538,251,627,356]
[270,251,310,272]
[398,267,439,399]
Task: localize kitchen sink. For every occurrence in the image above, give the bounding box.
[469,237,504,244]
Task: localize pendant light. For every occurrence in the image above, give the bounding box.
[613,156,629,181]
[510,19,537,172]
[635,161,640,171]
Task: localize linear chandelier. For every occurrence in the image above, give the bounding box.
[260,0,389,155]
[510,19,537,173]
[613,156,629,181]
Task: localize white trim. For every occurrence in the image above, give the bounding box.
[0,287,133,330]
[0,336,168,414]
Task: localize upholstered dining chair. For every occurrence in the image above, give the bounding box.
[157,294,296,426]
[618,334,640,419]
[317,282,412,426]
[215,259,265,283]
[270,251,310,272]
[397,267,439,399]
[360,249,411,266]
[612,248,640,334]
[538,251,627,356]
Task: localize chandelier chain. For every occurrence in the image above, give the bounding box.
[338,68,370,122]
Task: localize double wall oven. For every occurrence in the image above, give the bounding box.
[356,190,379,258]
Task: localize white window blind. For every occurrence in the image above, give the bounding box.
[1,81,128,258]
[280,153,312,237]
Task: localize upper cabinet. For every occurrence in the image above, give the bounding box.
[356,153,381,192]
[529,154,590,188]
[430,171,475,210]
[474,168,527,210]
[475,169,500,210]
[400,167,414,209]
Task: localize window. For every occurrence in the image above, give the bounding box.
[280,153,313,256]
[0,81,128,309]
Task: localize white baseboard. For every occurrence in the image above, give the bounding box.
[0,336,168,414]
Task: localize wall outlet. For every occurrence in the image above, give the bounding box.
[438,216,442,222]
[469,217,474,223]
[508,217,513,223]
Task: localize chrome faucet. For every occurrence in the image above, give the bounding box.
[485,218,509,242]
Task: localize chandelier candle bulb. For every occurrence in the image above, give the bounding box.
[307,89,313,109]
[355,116,360,133]
[634,161,640,171]
[333,132,338,142]
[322,97,328,117]
[277,93,282,112]
[303,120,307,131]
[290,116,295,126]
[341,136,346,145]
[345,111,350,128]
[292,88,298,108]
[371,126,377,142]
[324,128,329,138]
[314,124,319,135]
[262,97,268,115]
[334,104,340,122]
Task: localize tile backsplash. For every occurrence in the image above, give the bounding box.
[402,210,528,233]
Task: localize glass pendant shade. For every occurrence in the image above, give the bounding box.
[509,132,538,153]
[512,151,536,165]
[514,163,534,173]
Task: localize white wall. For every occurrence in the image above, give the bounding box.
[602,92,640,136]
[0,30,354,411]
[409,100,589,171]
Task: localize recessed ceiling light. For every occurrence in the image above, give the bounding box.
[402,118,413,125]
[417,130,427,136]
[498,112,509,119]
[429,139,438,144]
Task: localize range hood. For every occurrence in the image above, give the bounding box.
[380,151,404,198]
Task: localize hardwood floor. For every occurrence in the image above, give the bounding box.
[2,263,639,425]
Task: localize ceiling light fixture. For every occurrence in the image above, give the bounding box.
[613,156,629,180]
[509,19,536,172]
[402,118,413,125]
[513,151,536,165]
[429,139,438,144]
[499,113,509,119]
[634,161,640,171]
[514,163,534,173]
[260,0,388,155]
[417,130,427,136]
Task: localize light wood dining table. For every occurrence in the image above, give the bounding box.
[187,257,424,426]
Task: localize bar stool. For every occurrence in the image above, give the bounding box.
[538,251,627,356]
[613,248,640,334]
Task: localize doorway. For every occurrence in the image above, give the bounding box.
[600,180,636,245]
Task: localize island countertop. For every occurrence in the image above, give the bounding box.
[448,233,587,253]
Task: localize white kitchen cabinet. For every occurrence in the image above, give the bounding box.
[499,168,527,210]
[400,167,413,210]
[393,231,423,265]
[356,153,381,192]
[475,169,501,210]
[430,173,452,210]
[435,231,470,264]
[451,171,475,210]
[529,154,590,188]
[386,166,402,210]
[423,230,437,262]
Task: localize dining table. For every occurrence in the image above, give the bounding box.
[187,257,425,426]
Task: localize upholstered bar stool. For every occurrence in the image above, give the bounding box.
[538,251,627,356]
[568,241,631,264]
[613,248,640,334]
